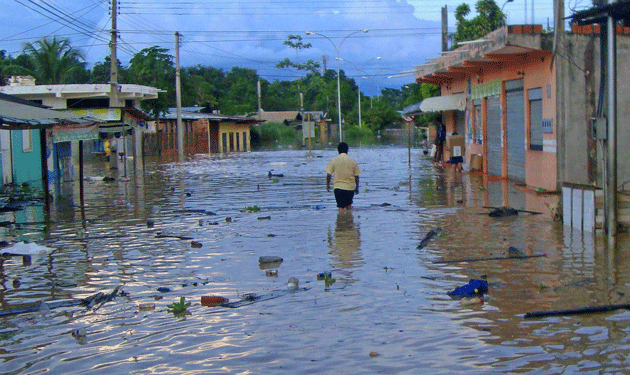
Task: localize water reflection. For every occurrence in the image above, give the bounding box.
[1,148,630,374]
[327,211,362,269]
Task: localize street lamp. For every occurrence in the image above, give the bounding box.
[336,56,381,128]
[305,29,368,142]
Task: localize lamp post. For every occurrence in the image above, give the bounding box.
[305,29,368,142]
[336,56,381,128]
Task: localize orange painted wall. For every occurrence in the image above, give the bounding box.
[441,51,556,190]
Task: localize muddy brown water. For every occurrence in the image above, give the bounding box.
[1,147,629,374]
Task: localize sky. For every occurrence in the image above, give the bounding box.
[1,0,586,98]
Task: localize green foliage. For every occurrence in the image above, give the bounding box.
[244,205,261,212]
[362,99,400,132]
[256,122,298,148]
[276,35,320,73]
[453,0,506,46]
[19,37,88,84]
[344,125,376,145]
[167,296,191,313]
[128,46,175,117]
[221,67,259,115]
[88,56,129,84]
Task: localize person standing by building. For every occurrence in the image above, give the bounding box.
[434,116,446,163]
[325,142,361,212]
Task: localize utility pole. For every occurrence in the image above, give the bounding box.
[175,32,184,160]
[441,6,448,52]
[110,0,118,93]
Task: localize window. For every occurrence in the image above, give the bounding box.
[529,88,543,151]
[242,132,247,150]
[22,129,33,152]
[236,132,240,151]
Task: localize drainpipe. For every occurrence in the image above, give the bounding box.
[606,10,617,241]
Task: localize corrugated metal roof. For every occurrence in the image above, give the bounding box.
[0,96,99,129]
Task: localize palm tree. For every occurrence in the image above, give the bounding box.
[21,37,88,84]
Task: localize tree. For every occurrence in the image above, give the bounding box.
[221,67,259,115]
[89,56,128,84]
[363,99,400,132]
[276,35,320,73]
[20,37,88,84]
[453,0,506,46]
[128,46,175,116]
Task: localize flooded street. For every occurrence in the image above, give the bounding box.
[1,146,630,374]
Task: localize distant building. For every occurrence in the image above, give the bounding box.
[0,76,161,179]
[0,92,101,189]
[155,106,260,154]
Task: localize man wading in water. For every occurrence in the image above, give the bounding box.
[325,142,361,212]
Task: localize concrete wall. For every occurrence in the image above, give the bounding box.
[556,33,630,188]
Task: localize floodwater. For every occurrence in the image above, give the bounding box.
[1,147,630,374]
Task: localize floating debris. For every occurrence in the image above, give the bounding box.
[259,256,283,264]
[138,303,155,311]
[265,270,278,277]
[287,277,299,290]
[447,279,488,300]
[524,303,630,319]
[201,296,229,307]
[433,253,546,264]
[191,241,203,248]
[417,227,443,250]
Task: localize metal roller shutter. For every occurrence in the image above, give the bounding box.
[506,79,525,183]
[487,95,502,177]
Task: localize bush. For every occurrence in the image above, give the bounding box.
[344,125,376,145]
[252,122,298,149]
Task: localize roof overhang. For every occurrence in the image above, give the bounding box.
[0,98,101,130]
[415,26,552,85]
[571,1,630,25]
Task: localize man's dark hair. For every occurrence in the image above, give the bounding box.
[337,142,349,154]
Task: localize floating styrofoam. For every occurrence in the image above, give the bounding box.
[3,242,53,255]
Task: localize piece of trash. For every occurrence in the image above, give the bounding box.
[200,296,229,307]
[1,241,53,256]
[417,227,443,250]
[287,277,299,290]
[267,234,276,237]
[257,216,271,220]
[524,303,630,319]
[312,205,324,210]
[460,296,484,306]
[488,206,519,217]
[447,279,488,300]
[225,217,232,223]
[103,176,116,182]
[71,328,87,338]
[138,303,155,311]
[259,256,283,264]
[369,351,379,357]
[317,272,332,280]
[433,253,546,264]
[508,246,524,257]
[157,287,171,293]
[268,171,285,178]
[266,270,278,277]
[242,293,258,301]
[191,241,203,248]
[147,219,155,228]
